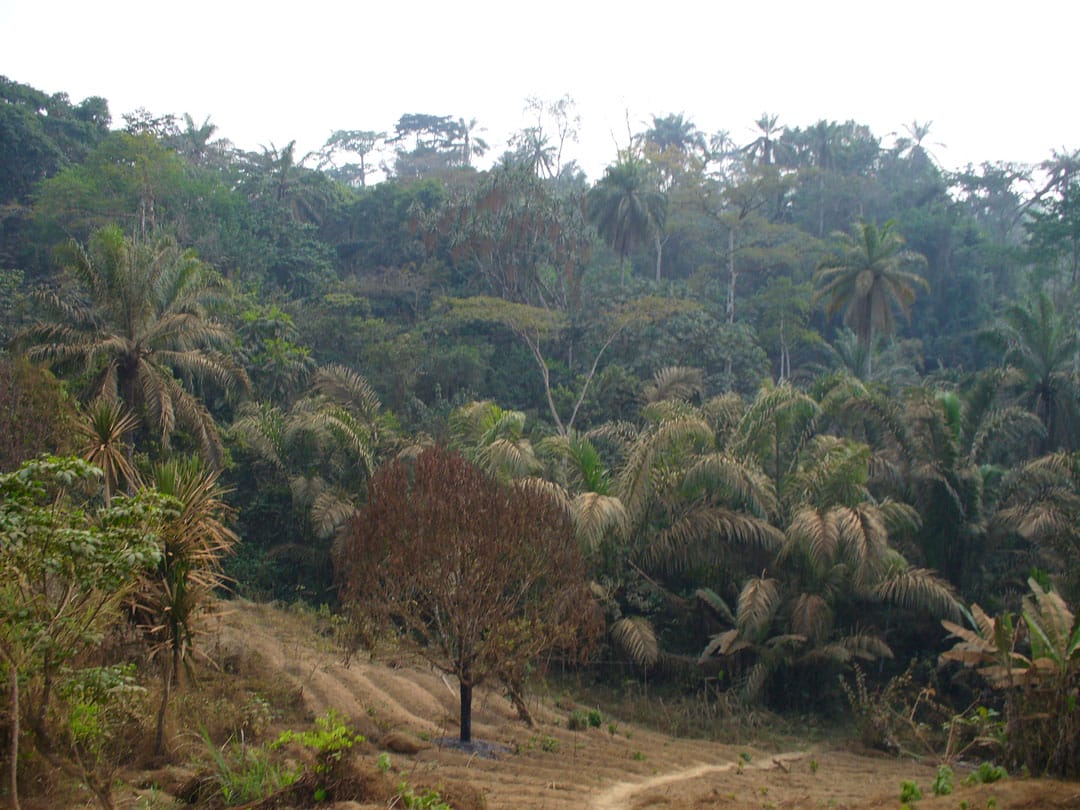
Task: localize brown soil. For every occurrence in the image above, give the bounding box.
[107,601,1080,809]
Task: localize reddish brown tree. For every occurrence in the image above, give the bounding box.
[335,445,594,743]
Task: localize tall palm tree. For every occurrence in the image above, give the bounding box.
[988,291,1079,451]
[814,219,929,377]
[586,155,668,283]
[20,226,248,465]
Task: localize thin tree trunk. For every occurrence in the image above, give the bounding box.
[727,229,736,325]
[459,680,473,743]
[8,662,20,810]
[154,655,173,757]
[654,233,663,282]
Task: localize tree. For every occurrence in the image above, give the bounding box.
[0,456,164,809]
[814,219,929,377]
[586,155,668,283]
[988,291,1079,452]
[335,446,595,743]
[19,226,249,465]
[135,456,237,755]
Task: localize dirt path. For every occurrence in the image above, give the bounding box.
[590,751,809,810]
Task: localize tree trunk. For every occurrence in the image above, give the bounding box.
[8,662,20,810]
[459,680,473,743]
[154,655,173,757]
[654,233,663,282]
[727,229,736,325]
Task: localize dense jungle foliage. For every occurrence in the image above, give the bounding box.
[1,76,1078,803]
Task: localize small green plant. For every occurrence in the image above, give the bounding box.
[567,709,588,731]
[632,750,646,761]
[809,758,818,774]
[958,801,969,810]
[608,722,618,736]
[963,762,1007,785]
[540,735,559,753]
[272,709,364,775]
[587,708,603,728]
[899,779,922,803]
[933,764,954,796]
[986,799,997,809]
[376,752,392,773]
[201,729,298,806]
[396,780,451,810]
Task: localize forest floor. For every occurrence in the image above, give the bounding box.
[34,600,1080,809]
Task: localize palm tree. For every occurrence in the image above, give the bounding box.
[741,113,792,168]
[586,155,668,283]
[135,456,238,755]
[75,398,140,505]
[988,291,1079,451]
[20,226,249,466]
[814,219,929,377]
[449,400,541,483]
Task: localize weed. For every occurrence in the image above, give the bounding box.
[963,762,1007,785]
[809,758,818,774]
[396,780,451,809]
[607,722,618,736]
[899,779,922,803]
[933,764,954,796]
[377,752,392,773]
[632,750,646,761]
[587,708,603,728]
[272,709,364,775]
[540,736,559,753]
[567,709,588,731]
[200,729,298,806]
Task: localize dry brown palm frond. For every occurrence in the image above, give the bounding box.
[310,488,359,539]
[701,628,749,660]
[790,592,832,642]
[783,507,841,569]
[642,509,780,575]
[571,491,628,552]
[874,567,961,621]
[735,576,781,638]
[611,616,659,668]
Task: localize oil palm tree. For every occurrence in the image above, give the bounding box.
[20,226,248,466]
[988,290,1079,452]
[814,219,929,377]
[586,155,668,283]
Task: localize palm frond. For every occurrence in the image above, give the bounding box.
[611,616,659,668]
[571,491,628,552]
[874,567,961,621]
[735,576,781,639]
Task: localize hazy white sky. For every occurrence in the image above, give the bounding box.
[2,0,1076,180]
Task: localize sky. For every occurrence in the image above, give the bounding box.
[2,0,1077,182]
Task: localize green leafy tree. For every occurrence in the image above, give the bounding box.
[20,226,249,465]
[0,456,164,810]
